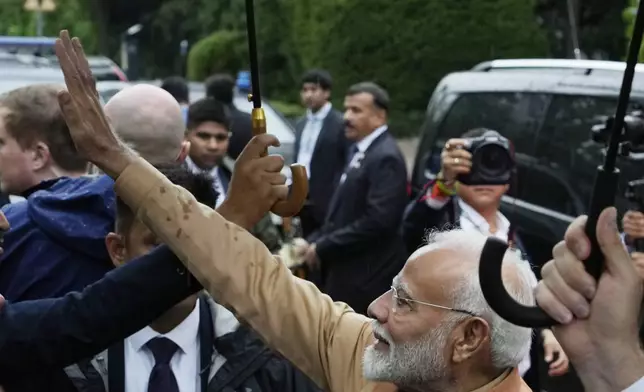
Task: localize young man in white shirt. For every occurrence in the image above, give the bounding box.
[64,165,320,392]
[401,128,570,389]
[184,98,282,253]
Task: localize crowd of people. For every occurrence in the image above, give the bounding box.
[0,30,643,392]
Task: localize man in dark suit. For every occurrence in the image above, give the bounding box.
[297,82,408,315]
[205,74,252,160]
[294,69,349,238]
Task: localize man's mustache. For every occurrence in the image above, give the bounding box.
[344,120,354,129]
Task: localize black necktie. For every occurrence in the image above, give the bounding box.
[146,337,180,392]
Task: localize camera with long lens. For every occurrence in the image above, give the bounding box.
[457,130,515,186]
[591,109,644,156]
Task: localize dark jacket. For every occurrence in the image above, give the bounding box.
[226,105,253,161]
[0,193,9,209]
[0,175,116,301]
[401,180,530,257]
[0,246,201,391]
[294,108,349,237]
[310,130,408,315]
[64,295,321,392]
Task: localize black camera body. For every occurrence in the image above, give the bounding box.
[457,130,515,186]
[591,110,644,155]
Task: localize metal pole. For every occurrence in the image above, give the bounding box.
[566,0,582,59]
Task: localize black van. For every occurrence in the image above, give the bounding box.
[410,70,644,268]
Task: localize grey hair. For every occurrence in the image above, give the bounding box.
[425,228,534,370]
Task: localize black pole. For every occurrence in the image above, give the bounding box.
[245,0,262,109]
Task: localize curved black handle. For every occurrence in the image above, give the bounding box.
[479,168,619,328]
[479,237,555,328]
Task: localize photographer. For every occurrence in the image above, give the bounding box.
[401,127,569,389]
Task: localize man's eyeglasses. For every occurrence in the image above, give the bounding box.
[390,286,477,317]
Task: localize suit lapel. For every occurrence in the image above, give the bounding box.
[325,129,390,222]
[310,111,334,160]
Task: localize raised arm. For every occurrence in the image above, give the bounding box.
[54,30,375,392]
[0,246,199,381]
[115,150,372,391]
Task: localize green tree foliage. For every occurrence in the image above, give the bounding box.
[537,0,627,60]
[624,0,644,61]
[186,30,247,80]
[318,0,548,115]
[0,0,97,53]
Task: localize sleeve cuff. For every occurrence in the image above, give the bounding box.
[622,376,644,392]
[114,158,166,216]
[421,183,450,209]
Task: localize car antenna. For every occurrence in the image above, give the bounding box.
[566,0,582,60]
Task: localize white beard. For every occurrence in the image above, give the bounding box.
[362,319,454,389]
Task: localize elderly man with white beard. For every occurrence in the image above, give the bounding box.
[361,230,533,391]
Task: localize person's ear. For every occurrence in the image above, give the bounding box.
[30,142,51,171]
[176,140,190,163]
[451,317,489,364]
[105,232,127,268]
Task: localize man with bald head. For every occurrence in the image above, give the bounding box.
[0,83,187,301]
[104,84,187,164]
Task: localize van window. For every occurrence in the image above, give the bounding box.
[537,95,643,211]
[432,92,549,203]
[437,92,549,153]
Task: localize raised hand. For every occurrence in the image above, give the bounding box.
[535,208,644,392]
[54,30,136,178]
[218,134,289,230]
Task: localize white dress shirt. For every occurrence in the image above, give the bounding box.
[296,102,332,179]
[185,156,225,208]
[457,199,537,376]
[124,299,201,392]
[339,124,389,184]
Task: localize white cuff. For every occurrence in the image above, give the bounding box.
[623,376,644,392]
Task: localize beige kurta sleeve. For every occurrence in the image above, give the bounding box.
[114,158,373,392]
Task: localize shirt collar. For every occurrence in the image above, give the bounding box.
[457,198,510,238]
[185,156,219,179]
[306,102,332,122]
[129,298,201,355]
[471,369,513,392]
[356,124,388,153]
